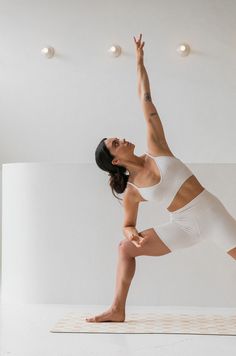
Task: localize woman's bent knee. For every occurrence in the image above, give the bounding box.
[118,239,135,257]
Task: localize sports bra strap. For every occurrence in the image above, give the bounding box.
[127,181,139,190]
[145,151,156,158]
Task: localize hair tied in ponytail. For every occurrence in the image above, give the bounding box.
[95,137,129,201]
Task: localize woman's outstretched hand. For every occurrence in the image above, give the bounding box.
[133,33,145,65]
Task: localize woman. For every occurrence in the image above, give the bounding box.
[86,34,236,323]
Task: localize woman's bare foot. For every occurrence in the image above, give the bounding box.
[85,306,125,322]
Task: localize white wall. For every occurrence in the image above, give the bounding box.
[1,0,236,306]
[0,0,236,163]
[1,162,236,306]
[0,168,2,297]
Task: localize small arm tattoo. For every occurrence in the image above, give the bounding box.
[144,92,152,102]
[150,112,158,117]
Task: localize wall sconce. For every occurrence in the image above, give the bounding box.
[176,43,190,57]
[108,44,122,57]
[41,46,55,59]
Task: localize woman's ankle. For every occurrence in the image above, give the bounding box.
[111,303,126,313]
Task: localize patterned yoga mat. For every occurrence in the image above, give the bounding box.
[50,311,236,335]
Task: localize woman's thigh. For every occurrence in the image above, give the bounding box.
[121,217,203,258]
[121,227,172,258]
[196,195,236,254]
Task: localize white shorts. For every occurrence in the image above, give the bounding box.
[155,189,236,253]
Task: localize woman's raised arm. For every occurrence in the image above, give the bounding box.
[133,34,170,150]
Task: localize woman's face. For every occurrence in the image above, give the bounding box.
[105,137,134,158]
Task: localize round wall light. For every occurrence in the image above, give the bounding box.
[41,46,55,59]
[176,43,190,57]
[108,44,122,57]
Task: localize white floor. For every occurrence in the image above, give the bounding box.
[0,304,236,356]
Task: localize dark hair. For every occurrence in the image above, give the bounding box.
[95,137,129,202]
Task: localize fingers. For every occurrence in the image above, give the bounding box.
[133,33,143,46]
[138,237,145,245]
[131,237,146,248]
[129,235,139,246]
[139,235,148,246]
[131,240,141,248]
[130,235,140,243]
[130,234,145,248]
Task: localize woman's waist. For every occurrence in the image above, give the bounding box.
[180,175,205,193]
[167,175,205,212]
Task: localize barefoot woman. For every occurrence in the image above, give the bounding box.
[87,34,236,322]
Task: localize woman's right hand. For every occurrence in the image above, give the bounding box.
[133,33,145,65]
[129,233,144,248]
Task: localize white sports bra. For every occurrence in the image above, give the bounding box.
[127,151,194,207]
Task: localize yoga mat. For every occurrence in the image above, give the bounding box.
[50,311,236,335]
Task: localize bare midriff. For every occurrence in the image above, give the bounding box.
[166,175,205,212]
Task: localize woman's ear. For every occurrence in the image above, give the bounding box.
[112,159,119,165]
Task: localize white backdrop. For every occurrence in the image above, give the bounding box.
[1,162,236,306]
[1,0,236,306]
[0,0,236,164]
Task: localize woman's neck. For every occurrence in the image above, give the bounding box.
[126,154,147,178]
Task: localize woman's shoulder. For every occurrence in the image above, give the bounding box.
[125,180,147,203]
[145,147,176,158]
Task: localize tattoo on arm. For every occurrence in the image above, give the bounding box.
[144,92,152,102]
[150,112,158,117]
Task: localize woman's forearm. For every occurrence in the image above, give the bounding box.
[137,62,152,100]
